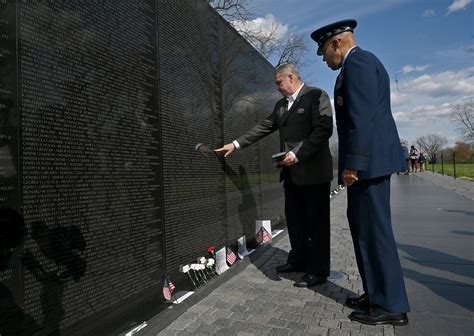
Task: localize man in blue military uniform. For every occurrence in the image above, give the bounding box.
[310,20,410,326]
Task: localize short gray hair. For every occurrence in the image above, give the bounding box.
[275,63,301,80]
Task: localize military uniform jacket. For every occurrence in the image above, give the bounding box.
[236,85,333,185]
[334,47,405,185]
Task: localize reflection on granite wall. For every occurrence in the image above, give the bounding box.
[218,16,282,247]
[157,0,227,271]
[0,0,286,334]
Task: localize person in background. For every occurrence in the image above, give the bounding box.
[409,145,419,172]
[418,151,426,172]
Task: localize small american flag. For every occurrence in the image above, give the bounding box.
[226,246,237,266]
[262,227,272,243]
[162,275,175,301]
[256,227,271,244]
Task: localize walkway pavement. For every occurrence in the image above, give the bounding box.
[391,174,473,336]
[136,174,473,336]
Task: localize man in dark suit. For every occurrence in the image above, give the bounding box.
[310,20,410,325]
[215,64,333,287]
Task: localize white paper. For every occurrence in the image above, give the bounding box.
[272,229,283,238]
[172,291,194,304]
[124,322,148,336]
[262,220,272,238]
[215,247,230,274]
[237,235,255,258]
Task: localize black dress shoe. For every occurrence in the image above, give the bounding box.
[349,306,409,326]
[294,274,327,287]
[276,264,304,273]
[345,293,369,310]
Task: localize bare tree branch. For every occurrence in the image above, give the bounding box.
[275,32,308,68]
[233,17,283,59]
[210,0,307,67]
[208,0,252,21]
[451,97,474,141]
[415,134,448,160]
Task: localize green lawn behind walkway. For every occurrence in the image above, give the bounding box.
[427,162,474,180]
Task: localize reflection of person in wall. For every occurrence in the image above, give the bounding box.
[28,220,87,282]
[0,208,39,335]
[216,63,334,287]
[22,221,87,335]
[219,161,259,248]
[311,19,409,325]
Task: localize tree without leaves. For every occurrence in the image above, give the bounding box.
[415,134,448,160]
[232,16,284,59]
[208,0,251,21]
[451,97,474,141]
[208,0,308,68]
[275,32,307,67]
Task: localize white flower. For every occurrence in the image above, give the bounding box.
[190,263,202,271]
[179,265,190,273]
[206,258,215,267]
[198,257,207,264]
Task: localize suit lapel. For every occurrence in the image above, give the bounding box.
[279,85,311,125]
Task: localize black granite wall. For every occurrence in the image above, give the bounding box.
[0,0,286,334]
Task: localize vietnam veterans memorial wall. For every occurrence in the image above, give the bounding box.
[0,0,287,334]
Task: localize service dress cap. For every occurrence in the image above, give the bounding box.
[311,19,357,55]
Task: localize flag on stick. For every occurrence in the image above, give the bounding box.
[255,220,272,244]
[162,275,176,301]
[226,245,237,266]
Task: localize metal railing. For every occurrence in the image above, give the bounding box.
[435,153,459,179]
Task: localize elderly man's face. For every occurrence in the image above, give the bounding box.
[275,72,295,97]
[321,38,342,70]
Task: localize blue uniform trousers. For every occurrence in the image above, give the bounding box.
[347,175,410,313]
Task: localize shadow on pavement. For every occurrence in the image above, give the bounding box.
[307,280,358,305]
[401,268,474,312]
[248,245,357,304]
[441,209,474,217]
[398,243,473,279]
[450,230,474,237]
[398,242,473,312]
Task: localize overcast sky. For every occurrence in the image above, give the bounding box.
[244,0,473,146]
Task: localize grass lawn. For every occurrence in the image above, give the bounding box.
[427,162,474,180]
